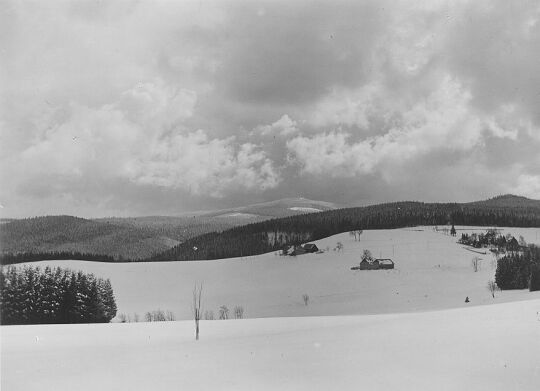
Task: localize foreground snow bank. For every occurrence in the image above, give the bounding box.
[2,300,540,391]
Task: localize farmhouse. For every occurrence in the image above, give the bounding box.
[290,246,307,256]
[283,243,319,256]
[378,259,395,269]
[358,258,394,270]
[302,243,319,253]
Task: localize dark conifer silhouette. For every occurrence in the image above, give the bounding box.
[0,266,117,325]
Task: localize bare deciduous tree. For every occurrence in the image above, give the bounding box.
[118,313,127,323]
[166,310,176,321]
[361,249,373,262]
[145,312,152,322]
[471,256,481,272]
[219,305,229,320]
[133,313,140,322]
[204,310,214,320]
[234,305,244,319]
[487,280,499,298]
[192,284,203,340]
[349,230,363,241]
[153,309,166,321]
[302,293,309,306]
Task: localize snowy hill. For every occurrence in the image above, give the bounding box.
[471,194,540,208]
[3,299,539,391]
[26,226,540,320]
[5,226,540,391]
[206,197,337,219]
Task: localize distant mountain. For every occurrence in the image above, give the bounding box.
[0,198,336,261]
[205,197,337,219]
[470,194,540,208]
[0,215,172,260]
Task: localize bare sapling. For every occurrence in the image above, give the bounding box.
[471,256,481,272]
[234,305,244,319]
[302,293,309,306]
[219,305,229,320]
[192,283,203,340]
[487,280,499,298]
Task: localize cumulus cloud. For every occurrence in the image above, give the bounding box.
[514,175,540,198]
[132,131,280,196]
[288,76,527,182]
[254,115,298,137]
[4,78,280,214]
[2,0,540,216]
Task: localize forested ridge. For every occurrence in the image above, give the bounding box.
[0,215,245,262]
[150,196,540,262]
[2,195,539,264]
[0,199,334,262]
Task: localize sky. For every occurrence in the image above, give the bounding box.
[1,0,540,218]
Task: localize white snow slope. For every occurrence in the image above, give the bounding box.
[16,226,540,320]
[2,226,540,390]
[2,300,540,391]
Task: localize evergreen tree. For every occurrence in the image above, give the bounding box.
[529,264,540,292]
[1,266,117,325]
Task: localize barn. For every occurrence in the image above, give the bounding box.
[377,259,395,269]
[302,243,319,253]
[290,246,307,256]
[359,259,370,270]
[357,258,394,270]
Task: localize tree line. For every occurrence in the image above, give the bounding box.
[0,251,116,265]
[0,265,117,325]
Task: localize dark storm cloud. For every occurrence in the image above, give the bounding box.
[216,1,384,105]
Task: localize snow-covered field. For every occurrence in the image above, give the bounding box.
[2,299,540,391]
[288,206,323,212]
[15,226,540,320]
[3,226,540,390]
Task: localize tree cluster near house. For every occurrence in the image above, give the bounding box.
[458,229,521,251]
[0,265,117,325]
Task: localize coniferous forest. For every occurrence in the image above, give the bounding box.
[0,266,117,325]
[495,245,540,291]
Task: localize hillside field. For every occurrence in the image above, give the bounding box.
[21,226,540,320]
